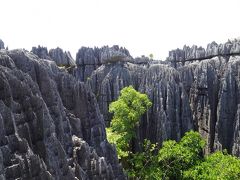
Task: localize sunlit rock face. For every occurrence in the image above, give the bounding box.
[0,49,125,179]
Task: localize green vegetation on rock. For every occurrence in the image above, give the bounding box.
[107,86,152,158]
[107,86,240,180]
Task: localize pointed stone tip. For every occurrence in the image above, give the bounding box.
[0,39,5,49]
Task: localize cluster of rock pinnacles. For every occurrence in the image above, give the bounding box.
[0,38,240,179]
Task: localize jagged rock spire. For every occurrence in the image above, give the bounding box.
[0,39,5,49]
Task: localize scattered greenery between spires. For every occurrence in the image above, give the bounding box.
[107,86,240,180]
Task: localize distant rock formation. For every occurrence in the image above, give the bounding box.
[0,49,124,179]
[49,48,75,67]
[74,45,133,81]
[0,39,5,49]
[32,46,75,67]
[75,40,240,157]
[167,39,240,68]
[31,46,51,60]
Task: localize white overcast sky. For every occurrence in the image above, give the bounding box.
[1,0,240,60]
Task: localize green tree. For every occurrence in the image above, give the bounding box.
[106,87,240,179]
[106,86,152,176]
[128,139,162,179]
[158,131,205,179]
[184,151,240,180]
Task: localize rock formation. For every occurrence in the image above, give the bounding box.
[49,48,75,67]
[76,41,240,156]
[167,38,240,68]
[1,38,240,179]
[0,39,4,49]
[73,45,132,81]
[0,48,124,179]
[32,46,75,67]
[32,46,51,60]
[86,59,193,148]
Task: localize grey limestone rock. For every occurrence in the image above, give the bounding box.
[206,41,219,56]
[82,40,240,157]
[0,40,4,50]
[2,38,240,180]
[99,45,132,64]
[87,61,193,146]
[32,46,51,60]
[74,45,132,81]
[167,39,240,68]
[0,49,125,179]
[32,46,76,67]
[49,47,75,66]
[178,55,240,156]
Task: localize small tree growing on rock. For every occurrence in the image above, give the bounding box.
[106,86,152,177]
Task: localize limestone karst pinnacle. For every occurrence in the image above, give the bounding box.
[1,38,240,179]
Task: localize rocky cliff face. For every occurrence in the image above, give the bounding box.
[73,41,240,157]
[167,39,240,155]
[1,37,240,179]
[178,55,240,156]
[73,45,132,82]
[32,46,75,67]
[86,58,193,147]
[167,39,240,68]
[0,47,124,179]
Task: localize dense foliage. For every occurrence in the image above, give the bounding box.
[159,131,205,179]
[107,86,152,159]
[184,151,240,179]
[107,86,240,179]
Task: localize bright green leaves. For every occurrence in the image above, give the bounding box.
[128,140,162,179]
[106,86,240,179]
[107,86,153,177]
[109,86,152,135]
[158,131,205,179]
[157,131,240,180]
[179,131,205,153]
[184,151,240,180]
[108,86,152,159]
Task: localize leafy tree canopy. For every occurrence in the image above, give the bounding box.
[107,86,152,159]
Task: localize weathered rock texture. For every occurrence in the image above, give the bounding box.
[73,45,133,81]
[86,61,193,148]
[0,48,124,179]
[0,39,4,49]
[167,39,240,68]
[165,39,240,155]
[1,38,240,179]
[177,55,240,156]
[78,41,240,157]
[32,46,75,67]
